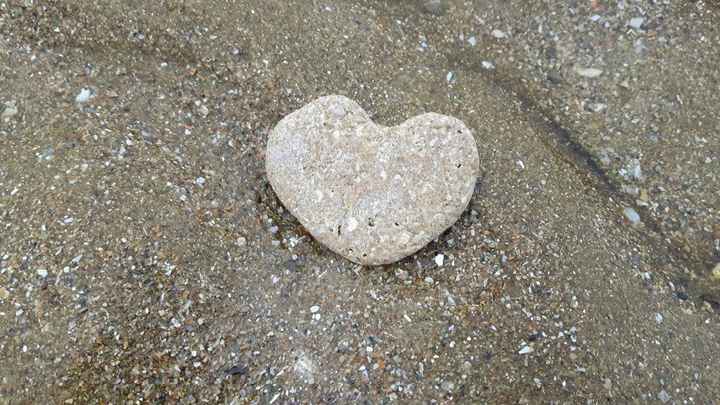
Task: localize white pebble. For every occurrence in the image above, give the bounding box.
[481,61,496,70]
[75,88,93,103]
[37,269,48,278]
[310,305,320,313]
[574,67,603,78]
[467,36,477,47]
[491,29,507,39]
[655,313,663,324]
[623,207,641,225]
[1,101,18,120]
[629,17,645,30]
[518,345,533,355]
[434,254,444,267]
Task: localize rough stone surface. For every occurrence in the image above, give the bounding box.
[266,95,479,265]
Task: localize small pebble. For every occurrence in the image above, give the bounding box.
[310,305,320,313]
[195,177,206,186]
[37,269,48,278]
[710,263,720,281]
[481,61,496,70]
[75,88,94,104]
[434,254,444,267]
[655,313,663,324]
[395,268,409,280]
[518,345,533,355]
[441,380,455,393]
[491,29,507,39]
[424,276,434,284]
[629,17,645,30]
[421,0,446,15]
[588,102,607,113]
[623,207,641,225]
[467,36,477,47]
[1,101,18,120]
[658,390,670,403]
[574,67,603,78]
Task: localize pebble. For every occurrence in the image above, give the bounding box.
[481,61,496,70]
[1,101,18,120]
[421,0,446,15]
[424,276,434,284]
[491,29,507,39]
[710,263,720,281]
[0,286,9,300]
[236,236,247,247]
[37,269,48,278]
[623,207,641,225]
[266,95,479,265]
[434,254,445,267]
[518,345,533,355]
[658,390,670,403]
[195,176,206,186]
[441,380,455,393]
[588,102,607,113]
[629,17,645,30]
[574,67,603,78]
[395,268,409,280]
[655,313,663,324]
[467,36,477,47]
[310,305,320,313]
[75,88,94,104]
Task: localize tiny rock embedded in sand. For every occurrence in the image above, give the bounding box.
[266,95,479,265]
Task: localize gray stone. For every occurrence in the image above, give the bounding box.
[420,0,447,15]
[574,66,603,78]
[1,101,18,121]
[623,207,641,225]
[629,17,645,30]
[266,95,479,265]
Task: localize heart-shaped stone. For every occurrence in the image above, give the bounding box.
[266,95,479,265]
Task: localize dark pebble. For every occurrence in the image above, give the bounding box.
[225,364,248,376]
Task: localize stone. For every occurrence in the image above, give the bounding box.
[266,95,479,265]
[711,262,720,281]
[574,66,603,78]
[1,101,18,121]
[629,17,645,30]
[75,88,94,104]
[0,286,9,300]
[623,207,641,225]
[491,29,508,39]
[420,0,447,15]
